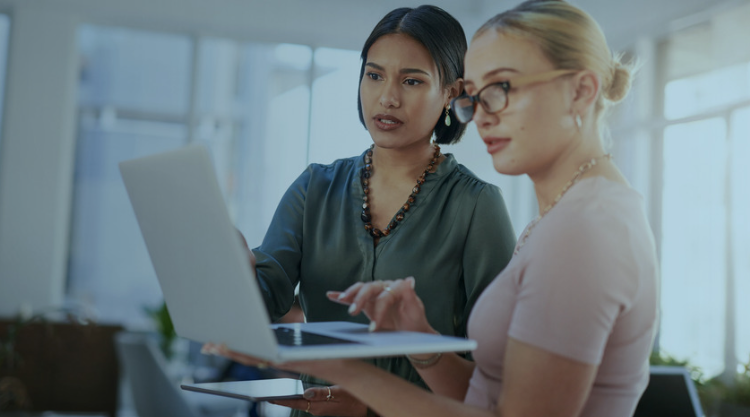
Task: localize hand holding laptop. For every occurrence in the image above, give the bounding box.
[201,275,436,364]
[199,275,445,413]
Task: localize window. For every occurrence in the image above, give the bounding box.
[67,26,314,327]
[308,47,371,164]
[69,27,194,327]
[0,14,10,159]
[661,118,729,376]
[657,1,750,377]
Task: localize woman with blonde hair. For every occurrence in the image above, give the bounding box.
[210,1,659,416]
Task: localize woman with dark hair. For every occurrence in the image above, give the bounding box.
[235,5,516,417]
[214,1,659,417]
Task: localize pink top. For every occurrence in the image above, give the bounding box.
[465,177,659,417]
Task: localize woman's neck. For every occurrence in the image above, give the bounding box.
[529,136,607,213]
[371,140,438,180]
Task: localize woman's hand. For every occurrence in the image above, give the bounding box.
[270,385,367,417]
[202,344,366,415]
[327,277,435,333]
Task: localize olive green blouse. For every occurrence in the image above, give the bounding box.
[252,150,516,413]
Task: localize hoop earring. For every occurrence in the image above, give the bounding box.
[575,114,582,130]
[444,104,451,127]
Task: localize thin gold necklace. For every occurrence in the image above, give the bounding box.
[514,154,612,256]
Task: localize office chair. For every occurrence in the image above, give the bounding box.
[115,331,246,417]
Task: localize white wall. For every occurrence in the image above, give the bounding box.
[0,0,739,316]
[0,5,79,315]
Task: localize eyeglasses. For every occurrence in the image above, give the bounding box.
[450,69,577,123]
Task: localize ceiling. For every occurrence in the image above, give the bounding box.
[3,0,748,51]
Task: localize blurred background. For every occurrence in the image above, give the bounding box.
[0,0,748,412]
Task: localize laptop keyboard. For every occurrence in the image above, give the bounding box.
[274,327,357,346]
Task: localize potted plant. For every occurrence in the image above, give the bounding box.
[708,358,750,417]
[650,351,750,417]
[143,301,177,360]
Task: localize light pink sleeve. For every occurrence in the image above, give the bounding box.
[507,207,639,365]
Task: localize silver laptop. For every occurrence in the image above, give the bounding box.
[119,144,476,362]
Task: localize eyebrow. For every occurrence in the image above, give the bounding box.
[365,62,431,77]
[465,67,520,87]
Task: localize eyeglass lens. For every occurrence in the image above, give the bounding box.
[453,84,509,123]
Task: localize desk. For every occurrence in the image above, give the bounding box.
[0,321,123,417]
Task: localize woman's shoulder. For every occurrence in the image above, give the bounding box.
[562,176,644,220]
[303,152,366,182]
[520,177,657,315]
[536,177,652,257]
[440,154,499,192]
[308,153,363,172]
[449,161,507,208]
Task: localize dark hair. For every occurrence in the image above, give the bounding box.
[357,5,468,145]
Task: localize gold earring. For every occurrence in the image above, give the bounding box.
[444,104,451,127]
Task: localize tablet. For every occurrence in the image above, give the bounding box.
[181,378,323,401]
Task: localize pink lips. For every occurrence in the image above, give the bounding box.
[373,114,403,131]
[483,137,511,154]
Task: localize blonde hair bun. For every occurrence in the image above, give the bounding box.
[606,60,632,103]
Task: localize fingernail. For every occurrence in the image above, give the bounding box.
[303,391,314,399]
[337,292,347,300]
[368,321,377,332]
[348,303,357,314]
[407,277,415,288]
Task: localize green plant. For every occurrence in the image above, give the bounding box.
[650,350,705,381]
[0,315,26,372]
[721,357,750,407]
[650,351,750,415]
[143,301,176,360]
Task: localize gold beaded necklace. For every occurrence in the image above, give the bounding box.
[360,144,441,238]
[514,154,612,255]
